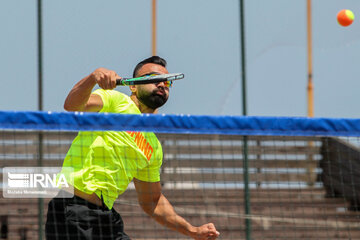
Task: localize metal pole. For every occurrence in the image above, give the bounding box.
[240,1,251,239]
[307,0,314,117]
[306,0,316,186]
[242,135,251,239]
[37,0,44,239]
[37,0,43,111]
[152,0,157,56]
[240,0,247,116]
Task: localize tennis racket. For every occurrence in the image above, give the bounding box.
[116,73,184,87]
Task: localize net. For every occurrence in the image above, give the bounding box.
[0,111,360,239]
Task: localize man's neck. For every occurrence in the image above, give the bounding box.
[130,95,158,114]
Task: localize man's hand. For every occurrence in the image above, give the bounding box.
[90,68,120,90]
[64,67,121,112]
[192,223,220,240]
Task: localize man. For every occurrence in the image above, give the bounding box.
[45,56,220,240]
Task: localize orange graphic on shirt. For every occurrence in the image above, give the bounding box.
[127,131,154,161]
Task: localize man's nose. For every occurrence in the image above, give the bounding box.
[156,81,165,88]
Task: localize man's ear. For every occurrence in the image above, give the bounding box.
[129,85,136,93]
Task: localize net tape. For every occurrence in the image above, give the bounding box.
[1,111,360,136]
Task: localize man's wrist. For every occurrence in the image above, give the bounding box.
[186,225,198,238]
[87,73,98,86]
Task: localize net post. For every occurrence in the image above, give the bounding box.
[240,0,251,238]
[242,136,251,239]
[37,0,44,238]
[37,133,44,240]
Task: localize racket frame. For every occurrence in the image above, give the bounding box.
[116,73,184,86]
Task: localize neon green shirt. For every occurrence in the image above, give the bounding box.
[62,89,163,209]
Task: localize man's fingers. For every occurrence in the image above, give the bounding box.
[95,72,105,88]
[207,223,220,239]
[110,71,118,89]
[114,74,121,87]
[207,223,218,232]
[208,231,220,237]
[91,68,117,89]
[95,70,118,89]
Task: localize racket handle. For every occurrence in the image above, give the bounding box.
[116,79,128,86]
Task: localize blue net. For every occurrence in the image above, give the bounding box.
[0,111,359,239]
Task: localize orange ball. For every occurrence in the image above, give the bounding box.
[337,9,355,27]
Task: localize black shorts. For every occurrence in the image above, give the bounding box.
[45,191,130,240]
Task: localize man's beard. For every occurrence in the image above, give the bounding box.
[137,88,168,109]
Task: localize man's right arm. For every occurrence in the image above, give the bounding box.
[64,68,119,112]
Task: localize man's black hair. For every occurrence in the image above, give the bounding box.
[133,56,167,77]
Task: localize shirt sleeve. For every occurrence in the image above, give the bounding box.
[92,89,132,113]
[134,143,163,182]
[92,89,113,112]
[134,159,162,182]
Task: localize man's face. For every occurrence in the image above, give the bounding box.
[132,63,170,110]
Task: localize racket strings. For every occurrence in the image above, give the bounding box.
[141,74,173,88]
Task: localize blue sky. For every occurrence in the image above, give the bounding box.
[1,0,360,118]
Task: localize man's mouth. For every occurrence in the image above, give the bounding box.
[155,90,165,96]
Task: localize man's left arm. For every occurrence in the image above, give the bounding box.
[133,178,220,240]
